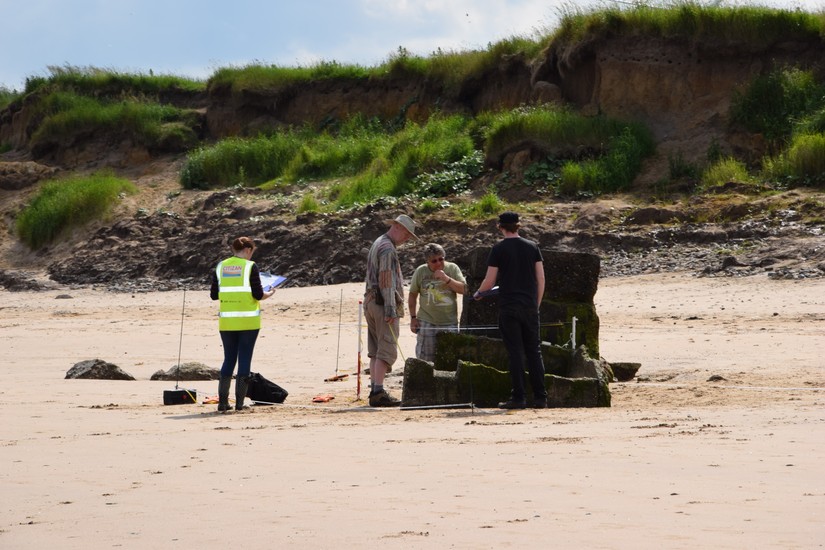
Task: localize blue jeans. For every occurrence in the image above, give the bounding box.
[219,329,260,378]
[498,308,546,402]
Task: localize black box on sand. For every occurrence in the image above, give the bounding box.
[163,388,197,405]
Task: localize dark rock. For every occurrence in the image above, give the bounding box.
[150,362,220,381]
[610,362,642,382]
[721,255,747,268]
[0,269,52,291]
[624,207,686,225]
[568,346,613,382]
[66,359,135,380]
[0,161,58,190]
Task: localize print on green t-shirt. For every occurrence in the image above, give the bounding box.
[409,262,465,326]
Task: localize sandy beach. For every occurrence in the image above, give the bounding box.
[1,272,823,549]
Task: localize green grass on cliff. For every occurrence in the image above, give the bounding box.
[0,86,20,110]
[16,172,137,249]
[208,35,547,97]
[209,61,371,94]
[24,65,205,96]
[329,115,476,206]
[763,134,825,187]
[29,91,199,153]
[180,114,479,205]
[552,2,824,48]
[180,133,305,189]
[180,105,655,203]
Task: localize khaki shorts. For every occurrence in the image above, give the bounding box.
[365,298,399,369]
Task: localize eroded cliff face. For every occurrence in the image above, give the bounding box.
[204,54,538,138]
[549,35,824,168]
[1,35,823,179]
[199,34,825,180]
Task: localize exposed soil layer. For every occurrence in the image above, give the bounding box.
[1,167,822,293]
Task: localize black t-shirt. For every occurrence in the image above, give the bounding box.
[487,237,543,310]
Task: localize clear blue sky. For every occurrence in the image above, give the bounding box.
[1,0,822,91]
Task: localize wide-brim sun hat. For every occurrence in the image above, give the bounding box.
[384,214,418,239]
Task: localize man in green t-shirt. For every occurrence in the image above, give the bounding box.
[408,243,467,362]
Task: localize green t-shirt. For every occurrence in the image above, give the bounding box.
[409,261,466,326]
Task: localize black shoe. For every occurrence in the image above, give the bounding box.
[532,398,548,409]
[369,390,401,407]
[498,399,527,409]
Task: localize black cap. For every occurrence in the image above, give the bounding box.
[498,211,519,224]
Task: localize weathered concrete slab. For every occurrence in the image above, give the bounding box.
[401,357,461,407]
[402,358,611,408]
[456,247,601,355]
[433,332,570,375]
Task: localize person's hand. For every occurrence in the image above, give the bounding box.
[473,290,482,301]
[410,317,419,334]
[433,269,449,283]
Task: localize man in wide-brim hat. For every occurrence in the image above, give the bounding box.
[363,214,418,407]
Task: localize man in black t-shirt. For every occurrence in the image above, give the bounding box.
[473,212,548,409]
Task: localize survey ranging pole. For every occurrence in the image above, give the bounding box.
[324,288,349,382]
[163,288,197,405]
[356,300,363,400]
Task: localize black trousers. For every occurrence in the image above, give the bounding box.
[498,307,546,402]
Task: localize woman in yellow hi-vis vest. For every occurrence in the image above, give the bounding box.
[210,236,275,412]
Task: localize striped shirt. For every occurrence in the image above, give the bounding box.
[365,233,405,318]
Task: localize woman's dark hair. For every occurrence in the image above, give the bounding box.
[231,236,255,252]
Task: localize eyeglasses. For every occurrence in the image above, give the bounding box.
[428,257,445,264]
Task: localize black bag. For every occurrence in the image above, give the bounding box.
[246,372,288,404]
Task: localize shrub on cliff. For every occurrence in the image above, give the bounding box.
[731,67,825,146]
[700,157,751,190]
[180,133,304,189]
[763,133,825,187]
[484,106,654,194]
[330,115,475,207]
[16,172,137,249]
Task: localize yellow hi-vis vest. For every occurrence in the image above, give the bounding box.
[217,257,261,331]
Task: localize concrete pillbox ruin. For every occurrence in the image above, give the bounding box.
[401,247,612,408]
